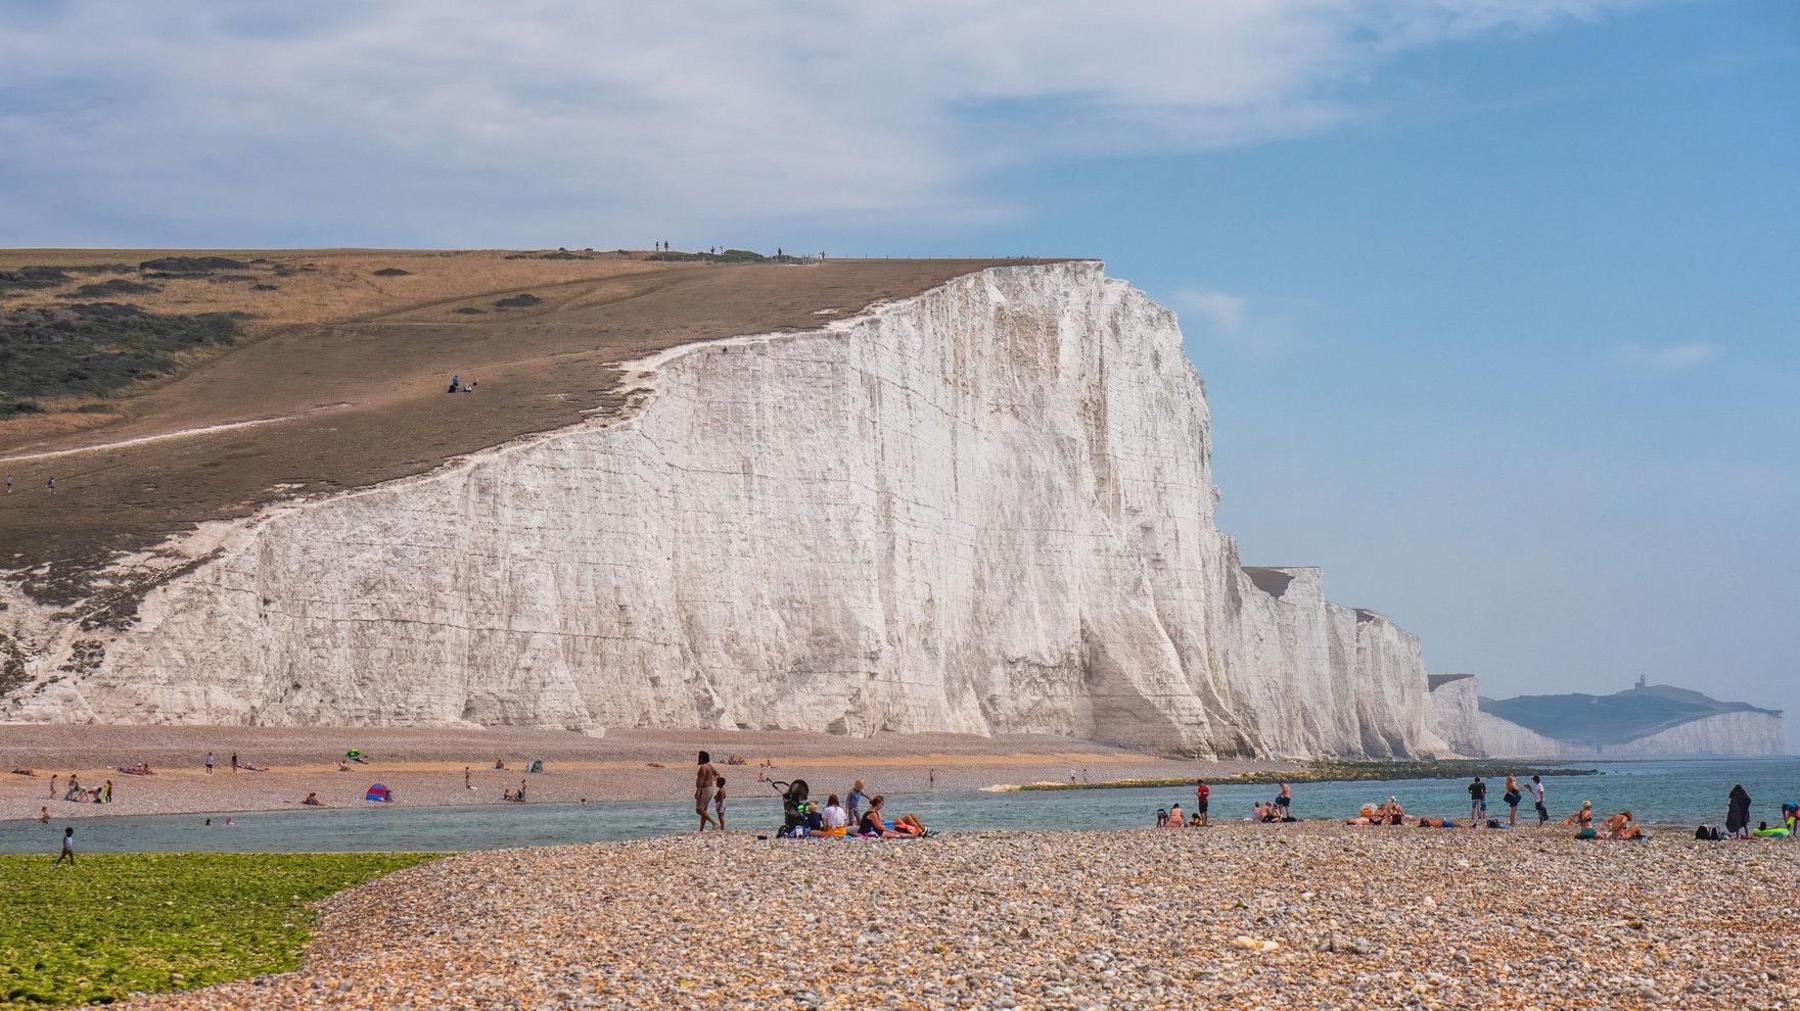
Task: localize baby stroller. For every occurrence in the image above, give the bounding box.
[770,778,811,837]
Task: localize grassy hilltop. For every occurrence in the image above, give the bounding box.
[0,249,1040,618]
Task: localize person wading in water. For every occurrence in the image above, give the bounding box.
[695,752,720,832]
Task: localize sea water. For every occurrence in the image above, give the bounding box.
[2,757,1794,854]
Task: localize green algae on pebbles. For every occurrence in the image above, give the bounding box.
[116,826,1798,1009]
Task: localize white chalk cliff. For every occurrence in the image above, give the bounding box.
[3,262,1451,758]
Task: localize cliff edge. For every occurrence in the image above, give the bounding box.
[2,260,1447,758]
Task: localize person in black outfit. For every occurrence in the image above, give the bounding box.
[1727,784,1752,838]
[1468,776,1488,825]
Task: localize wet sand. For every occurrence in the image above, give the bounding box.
[0,726,1289,821]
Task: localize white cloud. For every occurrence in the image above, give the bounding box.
[0,1,1645,244]
[1174,289,1249,335]
[1173,287,1313,356]
[1614,342,1724,371]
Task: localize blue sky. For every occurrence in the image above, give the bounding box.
[3,1,1795,719]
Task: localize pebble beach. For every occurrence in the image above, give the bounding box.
[116,823,1798,1010]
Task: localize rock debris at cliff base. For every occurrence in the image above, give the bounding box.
[121,825,1796,1010]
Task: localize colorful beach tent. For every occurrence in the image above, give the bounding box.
[364,783,391,802]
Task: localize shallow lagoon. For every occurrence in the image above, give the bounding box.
[3,757,1793,853]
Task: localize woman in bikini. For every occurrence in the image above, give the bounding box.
[1562,800,1594,829]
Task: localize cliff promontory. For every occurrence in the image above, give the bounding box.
[2,258,1449,758]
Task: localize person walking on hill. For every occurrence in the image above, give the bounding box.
[48,774,57,799]
[694,751,719,832]
[1468,776,1488,825]
[1529,775,1549,825]
[205,752,215,775]
[46,476,55,495]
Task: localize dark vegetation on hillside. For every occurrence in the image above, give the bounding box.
[0,302,246,408]
[647,248,810,264]
[1480,685,1779,746]
[68,278,160,298]
[493,293,542,309]
[138,255,249,276]
[372,267,411,277]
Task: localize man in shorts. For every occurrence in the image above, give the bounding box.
[1277,782,1292,820]
[1468,776,1488,825]
[1195,780,1210,826]
[694,751,719,832]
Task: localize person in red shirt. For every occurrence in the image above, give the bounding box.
[1195,780,1210,826]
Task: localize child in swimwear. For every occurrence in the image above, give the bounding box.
[714,777,727,831]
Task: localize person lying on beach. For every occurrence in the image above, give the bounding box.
[1562,801,1594,828]
[240,763,270,772]
[892,813,927,836]
[1416,817,1458,828]
[858,796,923,837]
[301,792,323,806]
[116,763,153,776]
[1601,810,1646,840]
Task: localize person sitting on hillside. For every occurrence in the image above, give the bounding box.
[301,792,323,806]
[1562,800,1594,829]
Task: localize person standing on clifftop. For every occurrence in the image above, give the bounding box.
[695,752,719,832]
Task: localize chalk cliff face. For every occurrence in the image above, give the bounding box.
[1426,675,1484,757]
[2,262,1447,758]
[1479,710,1786,758]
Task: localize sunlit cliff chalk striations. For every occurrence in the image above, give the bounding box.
[3,262,1451,758]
